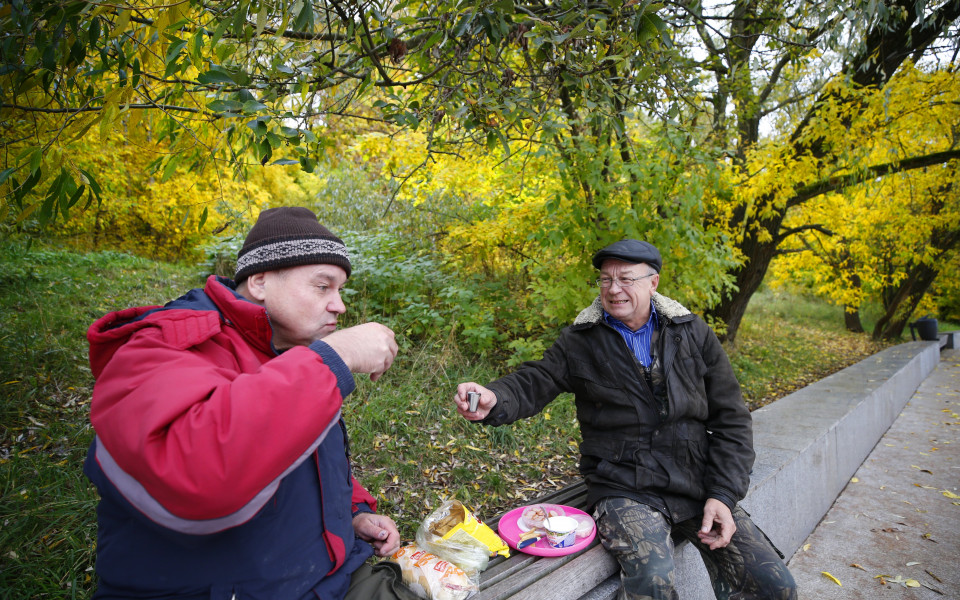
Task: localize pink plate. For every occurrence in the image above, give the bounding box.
[497,504,596,557]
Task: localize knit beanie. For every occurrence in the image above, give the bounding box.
[234,207,351,282]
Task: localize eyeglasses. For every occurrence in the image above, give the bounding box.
[595,274,656,288]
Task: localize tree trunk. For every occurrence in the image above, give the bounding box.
[706,223,782,342]
[872,262,940,340]
[844,307,864,333]
[843,272,864,332]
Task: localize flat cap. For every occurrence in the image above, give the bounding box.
[591,239,662,272]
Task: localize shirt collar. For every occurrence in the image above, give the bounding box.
[604,300,658,333]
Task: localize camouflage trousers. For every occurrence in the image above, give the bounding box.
[594,497,797,600]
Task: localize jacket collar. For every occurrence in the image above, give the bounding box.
[574,292,692,327]
[204,275,275,355]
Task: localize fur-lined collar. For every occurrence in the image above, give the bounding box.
[573,292,691,326]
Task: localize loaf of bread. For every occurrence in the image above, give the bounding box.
[390,543,478,600]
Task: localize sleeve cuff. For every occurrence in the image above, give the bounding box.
[352,502,374,518]
[308,340,356,397]
[708,487,738,512]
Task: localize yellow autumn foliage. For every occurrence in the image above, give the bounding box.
[768,64,960,313]
[45,126,320,261]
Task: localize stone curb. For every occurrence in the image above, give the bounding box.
[671,341,942,599]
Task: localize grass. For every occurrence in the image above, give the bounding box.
[0,245,206,598]
[0,245,901,599]
[728,286,890,410]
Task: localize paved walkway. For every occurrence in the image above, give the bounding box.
[787,348,960,599]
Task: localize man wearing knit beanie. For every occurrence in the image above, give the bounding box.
[83,207,415,600]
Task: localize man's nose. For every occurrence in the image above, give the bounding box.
[329,291,346,314]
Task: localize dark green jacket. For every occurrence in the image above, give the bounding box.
[484,293,754,523]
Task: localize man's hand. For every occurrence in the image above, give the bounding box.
[353,512,401,557]
[698,498,736,550]
[323,323,398,381]
[454,383,497,420]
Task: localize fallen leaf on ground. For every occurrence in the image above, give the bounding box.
[886,575,921,588]
[850,563,867,571]
[940,490,960,499]
[821,572,842,586]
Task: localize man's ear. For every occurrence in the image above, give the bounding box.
[244,272,269,303]
[650,273,660,292]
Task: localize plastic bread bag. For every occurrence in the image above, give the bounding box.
[389,543,478,600]
[415,499,510,576]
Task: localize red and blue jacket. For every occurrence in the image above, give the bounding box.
[83,276,378,599]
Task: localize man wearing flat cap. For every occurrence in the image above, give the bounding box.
[456,239,796,599]
[84,207,418,600]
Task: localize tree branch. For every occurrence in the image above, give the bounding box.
[1,103,204,115]
[786,148,960,209]
[775,223,834,245]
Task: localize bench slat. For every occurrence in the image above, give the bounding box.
[505,544,619,600]
[476,546,593,600]
[575,574,620,600]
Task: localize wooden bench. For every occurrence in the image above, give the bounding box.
[476,481,621,600]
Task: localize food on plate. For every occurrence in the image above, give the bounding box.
[520,504,565,530]
[572,514,595,538]
[543,515,579,548]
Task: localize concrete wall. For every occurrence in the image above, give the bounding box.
[672,341,942,599]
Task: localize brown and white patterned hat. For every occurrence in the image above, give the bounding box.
[234,207,351,282]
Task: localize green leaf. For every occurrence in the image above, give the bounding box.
[233,1,249,34]
[65,184,85,213]
[78,168,102,201]
[29,147,43,174]
[292,1,314,31]
[198,69,236,85]
[299,156,317,172]
[255,4,268,36]
[211,17,230,46]
[161,155,181,182]
[247,118,269,136]
[164,36,188,65]
[242,100,268,113]
[258,138,273,165]
[0,167,16,186]
[423,31,444,50]
[198,206,209,230]
[271,158,299,165]
[39,193,56,226]
[208,99,244,113]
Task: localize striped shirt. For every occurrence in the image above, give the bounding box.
[604,302,659,367]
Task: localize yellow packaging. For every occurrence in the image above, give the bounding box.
[439,501,510,559]
[416,499,510,576]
